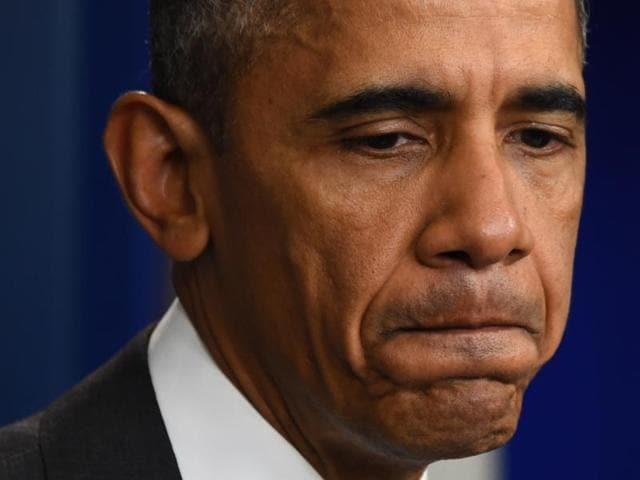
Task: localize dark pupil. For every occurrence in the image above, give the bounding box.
[521,129,552,149]
[365,134,400,150]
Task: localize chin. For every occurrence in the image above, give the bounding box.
[367,377,524,463]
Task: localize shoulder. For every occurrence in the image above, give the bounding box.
[0,323,180,479]
[0,414,46,480]
[39,324,179,478]
[43,324,155,435]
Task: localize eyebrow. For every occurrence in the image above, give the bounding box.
[504,84,586,120]
[309,86,452,121]
[308,83,586,123]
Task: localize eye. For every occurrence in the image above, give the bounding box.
[519,129,556,149]
[342,132,425,154]
[358,133,411,150]
[507,126,572,156]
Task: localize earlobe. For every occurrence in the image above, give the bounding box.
[104,92,211,261]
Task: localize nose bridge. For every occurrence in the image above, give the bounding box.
[416,129,533,270]
[449,136,516,229]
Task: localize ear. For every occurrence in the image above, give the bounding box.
[104,92,211,261]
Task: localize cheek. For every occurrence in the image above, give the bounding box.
[529,176,584,362]
[282,168,424,356]
[214,145,423,384]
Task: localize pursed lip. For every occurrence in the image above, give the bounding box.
[362,285,545,384]
[367,281,545,349]
[380,314,541,338]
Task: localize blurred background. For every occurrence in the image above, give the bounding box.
[1,2,638,479]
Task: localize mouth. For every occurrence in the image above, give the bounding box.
[366,315,543,386]
[384,318,540,337]
[362,281,545,386]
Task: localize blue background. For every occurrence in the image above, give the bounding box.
[1,3,637,479]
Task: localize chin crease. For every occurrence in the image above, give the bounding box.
[364,379,523,464]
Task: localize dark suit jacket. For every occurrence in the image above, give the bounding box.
[0,326,182,479]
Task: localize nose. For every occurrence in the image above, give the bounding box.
[415,137,534,270]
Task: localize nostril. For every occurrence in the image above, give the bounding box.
[439,250,472,265]
[436,248,523,269]
[505,248,527,264]
[414,215,534,270]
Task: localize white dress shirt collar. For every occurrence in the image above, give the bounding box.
[148,299,428,479]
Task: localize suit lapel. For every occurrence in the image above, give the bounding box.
[39,325,182,480]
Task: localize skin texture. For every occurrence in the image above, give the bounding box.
[104,1,586,479]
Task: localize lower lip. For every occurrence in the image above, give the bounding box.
[368,326,539,386]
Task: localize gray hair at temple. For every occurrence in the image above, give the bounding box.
[576,0,589,50]
[150,0,589,148]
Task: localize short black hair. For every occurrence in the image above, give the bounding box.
[149,0,589,150]
[150,0,299,149]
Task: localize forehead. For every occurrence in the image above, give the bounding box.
[293,0,580,48]
[300,0,577,29]
[234,0,583,125]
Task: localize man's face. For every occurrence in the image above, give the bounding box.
[203,0,585,463]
